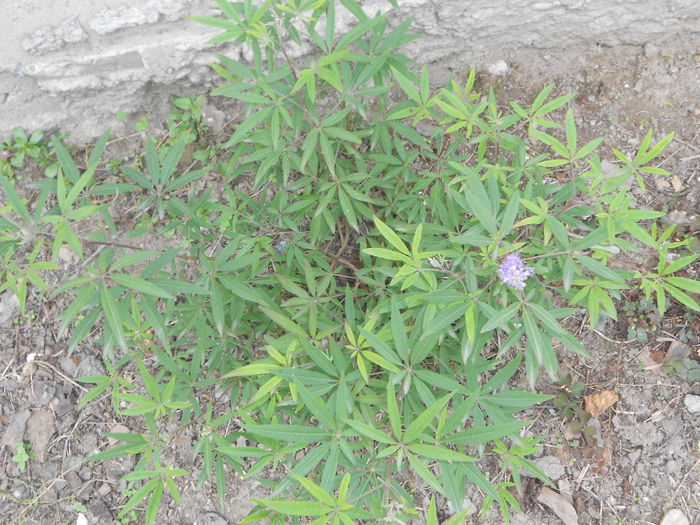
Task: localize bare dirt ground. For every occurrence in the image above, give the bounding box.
[1,38,699,525]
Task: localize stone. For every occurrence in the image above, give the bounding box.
[665,210,692,227]
[0,290,19,327]
[446,496,477,516]
[22,16,87,54]
[67,471,82,489]
[56,17,88,44]
[532,455,566,481]
[89,5,159,35]
[486,59,508,76]
[88,500,112,522]
[0,408,30,451]
[25,408,56,462]
[660,509,690,525]
[3,0,700,144]
[612,416,663,447]
[26,380,56,407]
[198,513,228,525]
[644,43,660,58]
[684,394,700,415]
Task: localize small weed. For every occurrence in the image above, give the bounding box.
[12,442,35,472]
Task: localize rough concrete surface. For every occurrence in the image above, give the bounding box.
[1,0,699,141]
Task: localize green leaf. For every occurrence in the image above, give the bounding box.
[358,327,401,366]
[448,421,527,445]
[565,108,576,154]
[386,382,402,440]
[391,66,420,102]
[407,453,444,495]
[292,474,335,507]
[260,306,308,339]
[100,286,126,351]
[575,254,625,282]
[639,131,674,164]
[295,382,336,430]
[0,175,32,223]
[362,350,401,373]
[144,480,164,525]
[110,274,174,299]
[483,354,522,392]
[391,298,410,362]
[219,274,271,305]
[663,282,700,311]
[527,302,564,334]
[252,499,331,516]
[574,137,604,159]
[487,390,552,408]
[481,302,520,332]
[373,216,409,255]
[404,393,453,443]
[663,276,700,293]
[53,139,80,183]
[661,255,698,275]
[363,247,412,262]
[344,419,395,444]
[421,302,469,338]
[500,191,520,235]
[408,444,476,462]
[225,107,272,148]
[245,425,330,443]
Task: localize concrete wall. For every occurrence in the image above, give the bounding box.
[2,0,699,141]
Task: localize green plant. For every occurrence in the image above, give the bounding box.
[663,356,700,380]
[553,374,596,441]
[71,500,88,514]
[12,442,35,472]
[1,0,700,523]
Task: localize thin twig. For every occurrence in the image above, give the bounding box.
[670,457,700,506]
[34,360,87,392]
[591,329,636,345]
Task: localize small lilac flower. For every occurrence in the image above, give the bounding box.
[499,253,534,290]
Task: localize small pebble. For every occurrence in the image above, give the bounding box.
[0,290,20,327]
[532,455,566,481]
[684,394,700,415]
[487,59,508,76]
[660,508,689,525]
[644,43,660,58]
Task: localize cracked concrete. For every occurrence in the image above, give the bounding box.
[1,0,699,141]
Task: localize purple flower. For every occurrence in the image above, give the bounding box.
[499,254,534,290]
